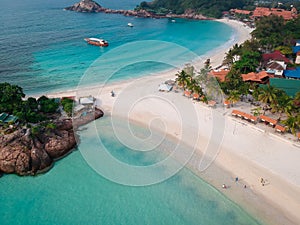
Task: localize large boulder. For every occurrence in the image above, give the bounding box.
[45,130,76,159]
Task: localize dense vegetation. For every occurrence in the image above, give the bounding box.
[0,82,60,124]
[174,13,300,135]
[137,0,300,18]
[137,0,253,18]
[252,15,300,52]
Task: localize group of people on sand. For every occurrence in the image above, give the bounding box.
[222,176,268,189]
[222,177,247,189]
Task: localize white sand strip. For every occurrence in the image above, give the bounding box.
[45,20,300,225]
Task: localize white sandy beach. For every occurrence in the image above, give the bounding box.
[46,19,300,225]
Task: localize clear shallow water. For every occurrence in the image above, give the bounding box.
[0,117,263,225]
[0,0,234,95]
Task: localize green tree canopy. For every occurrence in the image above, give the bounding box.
[0,82,25,114]
[137,0,253,18]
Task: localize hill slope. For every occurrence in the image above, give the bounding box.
[137,0,253,18]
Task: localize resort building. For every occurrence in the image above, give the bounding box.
[209,69,230,82]
[251,7,298,20]
[79,96,95,106]
[230,6,298,22]
[262,50,291,66]
[283,67,300,80]
[265,61,286,77]
[241,71,271,84]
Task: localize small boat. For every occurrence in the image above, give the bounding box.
[171,19,176,23]
[127,23,133,27]
[84,38,109,47]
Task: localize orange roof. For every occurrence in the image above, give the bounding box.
[232,110,246,117]
[275,124,286,132]
[297,132,300,139]
[193,93,200,99]
[242,71,270,83]
[233,9,251,15]
[232,110,257,122]
[224,100,231,105]
[184,90,191,97]
[259,115,277,125]
[252,7,271,18]
[252,6,297,20]
[231,109,240,116]
[209,69,229,82]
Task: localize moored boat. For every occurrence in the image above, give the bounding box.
[127,23,133,27]
[84,38,109,47]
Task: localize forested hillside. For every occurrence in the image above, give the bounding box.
[137,0,254,18]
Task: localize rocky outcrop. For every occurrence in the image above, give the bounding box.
[65,1,211,20]
[65,0,103,12]
[0,108,104,176]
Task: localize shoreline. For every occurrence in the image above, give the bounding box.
[45,19,300,225]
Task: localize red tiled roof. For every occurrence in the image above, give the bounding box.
[242,71,270,83]
[263,50,290,64]
[252,7,272,18]
[252,7,297,20]
[259,115,277,125]
[233,9,251,15]
[297,132,300,139]
[209,69,229,82]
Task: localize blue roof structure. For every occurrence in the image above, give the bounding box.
[0,113,8,122]
[292,46,300,53]
[284,67,300,79]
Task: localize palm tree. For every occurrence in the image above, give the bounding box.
[257,85,278,111]
[294,91,300,109]
[187,78,203,96]
[271,93,294,117]
[227,90,240,106]
[282,115,299,135]
[176,70,190,90]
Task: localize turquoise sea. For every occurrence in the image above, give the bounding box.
[0,117,263,225]
[0,0,264,224]
[0,0,235,95]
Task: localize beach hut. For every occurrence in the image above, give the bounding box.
[231,109,239,116]
[158,83,173,92]
[79,96,95,105]
[259,115,277,127]
[224,100,231,108]
[184,90,191,97]
[208,100,216,107]
[193,93,200,100]
[275,124,286,133]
